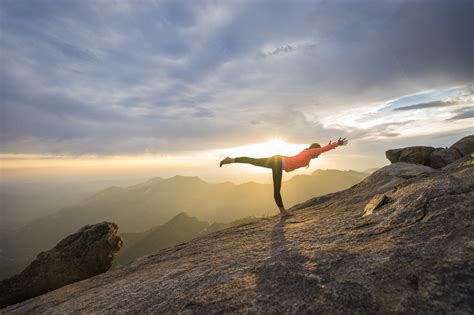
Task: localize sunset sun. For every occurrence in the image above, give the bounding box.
[220,138,304,158]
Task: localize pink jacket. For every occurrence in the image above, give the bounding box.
[281,143,338,172]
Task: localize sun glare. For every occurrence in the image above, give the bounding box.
[219,138,304,158]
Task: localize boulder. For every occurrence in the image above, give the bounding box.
[450,135,474,156]
[385,148,404,163]
[385,146,435,166]
[430,148,462,169]
[0,222,123,308]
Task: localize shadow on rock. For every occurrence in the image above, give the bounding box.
[254,219,321,313]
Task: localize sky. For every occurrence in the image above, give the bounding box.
[1,0,473,184]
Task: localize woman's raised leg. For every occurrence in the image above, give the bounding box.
[233,156,273,169]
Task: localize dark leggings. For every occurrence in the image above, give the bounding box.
[234,155,284,208]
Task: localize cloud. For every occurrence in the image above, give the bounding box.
[393,100,456,111]
[257,42,316,58]
[392,88,473,111]
[338,121,416,141]
[49,38,99,62]
[193,107,214,118]
[0,0,473,156]
[447,107,474,121]
[258,44,297,58]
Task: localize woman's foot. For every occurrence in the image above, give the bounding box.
[280,212,294,219]
[220,157,234,167]
[279,210,294,218]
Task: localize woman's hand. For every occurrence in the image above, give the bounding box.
[337,137,348,146]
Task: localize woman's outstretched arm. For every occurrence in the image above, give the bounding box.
[307,143,338,156]
[308,137,348,156]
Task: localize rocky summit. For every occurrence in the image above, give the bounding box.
[386,135,474,169]
[1,137,473,314]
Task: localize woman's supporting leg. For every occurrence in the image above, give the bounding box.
[271,155,284,209]
[271,156,293,217]
[234,156,273,169]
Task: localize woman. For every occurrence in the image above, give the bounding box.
[219,137,348,218]
[219,138,348,217]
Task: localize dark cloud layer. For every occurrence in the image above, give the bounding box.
[0,0,473,155]
[447,107,474,121]
[393,101,456,111]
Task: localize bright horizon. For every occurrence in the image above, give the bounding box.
[1,138,368,184]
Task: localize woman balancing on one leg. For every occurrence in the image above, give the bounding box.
[220,137,348,218]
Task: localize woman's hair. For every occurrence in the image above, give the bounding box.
[308,142,321,149]
[303,142,322,168]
